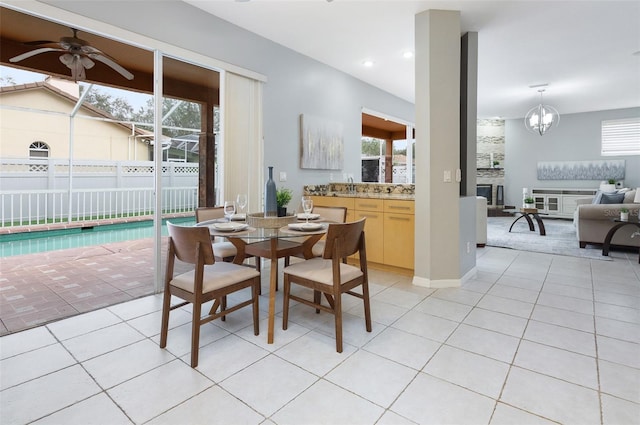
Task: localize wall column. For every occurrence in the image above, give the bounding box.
[413,10,462,288]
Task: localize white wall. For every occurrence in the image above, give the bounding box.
[42,0,415,206]
[504,107,640,206]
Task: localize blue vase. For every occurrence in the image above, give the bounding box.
[264,166,277,217]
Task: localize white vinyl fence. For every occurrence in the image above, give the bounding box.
[0,158,200,227]
[1,187,197,226]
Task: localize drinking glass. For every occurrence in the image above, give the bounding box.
[302,198,313,224]
[236,194,247,217]
[223,200,236,222]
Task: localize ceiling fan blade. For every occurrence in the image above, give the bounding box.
[88,53,134,80]
[24,40,58,46]
[9,47,64,63]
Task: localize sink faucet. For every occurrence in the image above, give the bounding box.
[348,176,355,194]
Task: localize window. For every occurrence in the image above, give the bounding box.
[601,118,640,156]
[29,141,49,158]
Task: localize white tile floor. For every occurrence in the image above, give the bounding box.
[1,246,639,425]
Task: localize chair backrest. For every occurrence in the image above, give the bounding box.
[313,205,347,223]
[195,206,225,223]
[167,222,215,265]
[322,218,366,260]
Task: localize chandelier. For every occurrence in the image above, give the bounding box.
[524,88,559,136]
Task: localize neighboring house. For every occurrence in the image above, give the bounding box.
[0,77,151,161]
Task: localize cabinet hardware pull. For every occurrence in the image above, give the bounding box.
[388,206,410,210]
[389,216,410,221]
[359,214,378,218]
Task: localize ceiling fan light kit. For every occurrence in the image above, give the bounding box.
[524,86,559,136]
[9,28,133,82]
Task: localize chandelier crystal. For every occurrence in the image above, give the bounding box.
[524,89,559,136]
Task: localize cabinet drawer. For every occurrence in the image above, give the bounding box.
[383,199,414,214]
[311,196,354,210]
[354,198,383,212]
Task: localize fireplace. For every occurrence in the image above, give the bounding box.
[477,184,492,205]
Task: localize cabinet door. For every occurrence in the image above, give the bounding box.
[383,213,414,269]
[354,210,383,263]
[547,196,560,213]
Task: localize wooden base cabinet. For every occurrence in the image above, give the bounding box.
[310,195,415,271]
[353,198,384,264]
[383,200,415,269]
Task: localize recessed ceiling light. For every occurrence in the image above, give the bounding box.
[362,60,374,67]
[403,51,414,59]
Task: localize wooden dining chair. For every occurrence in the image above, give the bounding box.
[282,218,371,352]
[160,222,260,368]
[195,206,260,272]
[309,206,347,257]
[284,205,347,267]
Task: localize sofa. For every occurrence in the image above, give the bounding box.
[574,189,640,249]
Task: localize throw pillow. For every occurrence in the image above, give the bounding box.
[624,189,636,203]
[600,192,625,204]
[592,190,603,204]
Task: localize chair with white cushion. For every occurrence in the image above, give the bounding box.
[160,223,260,368]
[195,206,260,271]
[282,218,371,352]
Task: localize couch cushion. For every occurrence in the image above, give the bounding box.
[599,192,625,204]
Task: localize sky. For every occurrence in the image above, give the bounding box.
[0,65,151,111]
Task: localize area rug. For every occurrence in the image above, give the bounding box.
[486,216,611,260]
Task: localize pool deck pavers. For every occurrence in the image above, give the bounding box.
[0,214,194,335]
[0,237,191,336]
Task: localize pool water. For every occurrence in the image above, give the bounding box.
[0,217,195,258]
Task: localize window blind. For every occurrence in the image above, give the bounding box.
[601,117,640,156]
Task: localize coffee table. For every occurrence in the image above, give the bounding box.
[508,208,548,236]
[602,216,640,263]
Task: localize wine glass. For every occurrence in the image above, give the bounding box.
[302,198,313,224]
[236,194,247,218]
[223,200,236,222]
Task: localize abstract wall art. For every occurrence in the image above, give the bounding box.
[537,160,625,180]
[300,114,344,170]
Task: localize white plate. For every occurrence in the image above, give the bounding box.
[288,222,323,231]
[296,213,321,220]
[213,222,248,232]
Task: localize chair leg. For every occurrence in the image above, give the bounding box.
[362,280,372,332]
[314,290,321,314]
[252,277,260,335]
[190,302,202,368]
[282,274,291,330]
[159,290,172,348]
[334,291,343,353]
[221,295,227,321]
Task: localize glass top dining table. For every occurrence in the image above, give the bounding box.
[195,217,328,344]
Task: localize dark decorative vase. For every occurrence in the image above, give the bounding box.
[277,207,287,217]
[264,166,277,217]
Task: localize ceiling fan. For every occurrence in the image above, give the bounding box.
[9,28,134,82]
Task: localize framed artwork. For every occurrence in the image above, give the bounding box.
[300,114,343,170]
[537,159,625,180]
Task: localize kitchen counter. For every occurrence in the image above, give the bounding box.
[321,192,414,200]
[304,183,415,200]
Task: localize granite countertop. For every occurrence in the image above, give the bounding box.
[321,192,414,200]
[304,183,415,200]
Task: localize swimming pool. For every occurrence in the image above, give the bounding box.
[0,217,194,258]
